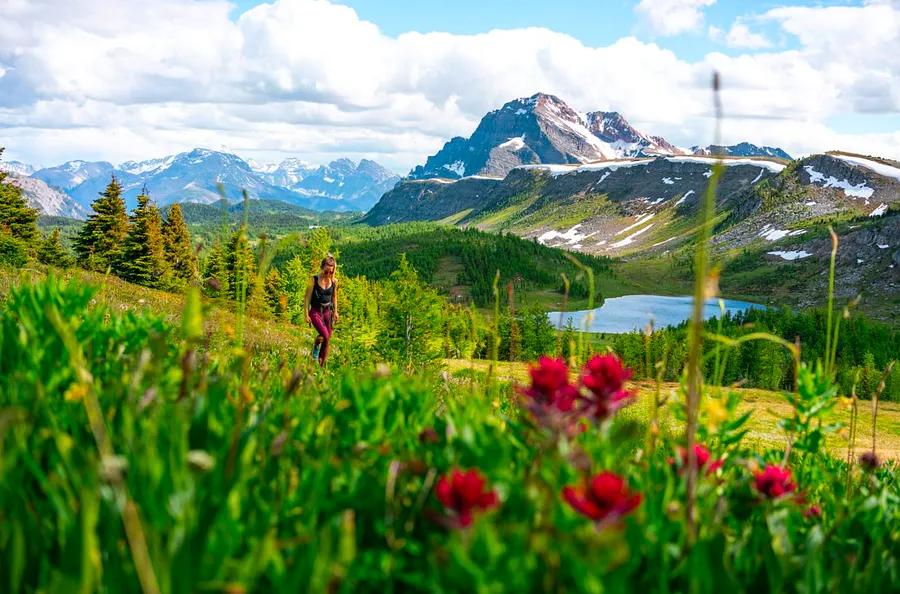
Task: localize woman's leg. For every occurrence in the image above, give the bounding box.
[309,310,331,364]
[318,309,334,366]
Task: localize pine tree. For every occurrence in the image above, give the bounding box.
[225,226,257,301]
[264,268,286,316]
[203,239,230,298]
[163,203,199,287]
[116,191,169,287]
[0,147,39,244]
[383,254,443,370]
[37,228,74,268]
[74,176,129,271]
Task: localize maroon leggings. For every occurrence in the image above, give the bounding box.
[309,308,333,365]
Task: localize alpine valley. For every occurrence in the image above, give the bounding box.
[3,92,898,320]
[364,93,900,320]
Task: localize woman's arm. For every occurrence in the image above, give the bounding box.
[332,281,339,321]
[304,278,314,324]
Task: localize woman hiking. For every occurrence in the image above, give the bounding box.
[305,254,339,366]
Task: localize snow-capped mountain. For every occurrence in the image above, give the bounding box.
[409,93,620,180]
[16,149,398,213]
[33,161,116,190]
[5,172,88,219]
[119,155,177,176]
[692,143,792,160]
[294,158,401,211]
[250,157,400,211]
[586,111,687,157]
[408,93,791,181]
[0,160,36,177]
[256,158,317,188]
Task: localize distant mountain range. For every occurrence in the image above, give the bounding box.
[407,93,791,180]
[2,149,401,218]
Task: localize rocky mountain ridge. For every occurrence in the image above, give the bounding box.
[7,149,399,214]
[408,93,791,180]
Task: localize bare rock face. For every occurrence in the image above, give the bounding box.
[6,173,88,219]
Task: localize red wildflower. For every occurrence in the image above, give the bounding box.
[580,354,634,420]
[803,504,822,519]
[672,444,724,475]
[753,464,796,498]
[519,356,579,413]
[435,468,498,528]
[562,471,642,523]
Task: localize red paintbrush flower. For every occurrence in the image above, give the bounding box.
[580,354,634,420]
[435,468,498,528]
[562,471,641,523]
[671,444,724,475]
[519,356,579,413]
[753,464,796,499]
[803,504,822,519]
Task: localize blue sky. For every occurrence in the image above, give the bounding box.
[232,0,846,58]
[1,0,897,169]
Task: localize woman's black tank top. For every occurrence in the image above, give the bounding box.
[311,275,334,309]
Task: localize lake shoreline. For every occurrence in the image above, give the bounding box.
[548,294,765,334]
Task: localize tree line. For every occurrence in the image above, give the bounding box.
[600,307,900,401]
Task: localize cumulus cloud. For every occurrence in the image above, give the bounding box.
[709,23,772,49]
[0,0,898,170]
[635,0,717,37]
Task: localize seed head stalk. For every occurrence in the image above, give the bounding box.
[686,71,724,544]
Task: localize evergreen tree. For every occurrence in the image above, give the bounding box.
[0,148,39,243]
[203,239,230,298]
[163,203,199,287]
[74,176,129,271]
[37,228,74,268]
[382,254,443,370]
[116,192,169,287]
[225,226,257,301]
[264,268,285,316]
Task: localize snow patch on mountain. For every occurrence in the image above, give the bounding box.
[498,136,525,150]
[803,166,874,198]
[832,155,900,182]
[537,224,595,246]
[871,203,888,217]
[610,223,655,248]
[444,161,466,176]
[616,213,655,236]
[666,156,786,173]
[768,250,812,261]
[674,190,695,206]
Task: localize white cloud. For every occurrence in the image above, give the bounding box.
[0,0,898,171]
[709,22,772,49]
[635,0,717,36]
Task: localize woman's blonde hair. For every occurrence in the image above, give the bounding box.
[320,253,336,274]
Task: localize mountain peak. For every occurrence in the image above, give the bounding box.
[692,143,792,160]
